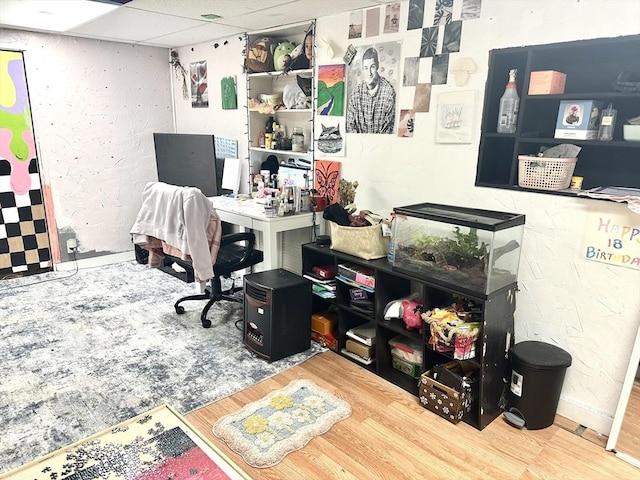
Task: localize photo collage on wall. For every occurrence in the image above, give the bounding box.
[316,0,483,149]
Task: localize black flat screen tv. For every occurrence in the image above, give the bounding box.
[153,133,219,197]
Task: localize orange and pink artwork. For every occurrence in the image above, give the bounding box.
[317,65,345,116]
[314,160,340,205]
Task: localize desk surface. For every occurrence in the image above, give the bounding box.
[209,195,316,271]
[209,195,313,222]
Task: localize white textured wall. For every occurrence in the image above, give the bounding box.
[0,30,173,260]
[313,0,640,434]
[171,35,250,190]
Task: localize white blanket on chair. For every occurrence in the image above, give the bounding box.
[130,182,215,281]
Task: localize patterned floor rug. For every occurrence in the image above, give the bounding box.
[213,379,351,468]
[0,261,323,474]
[3,405,249,480]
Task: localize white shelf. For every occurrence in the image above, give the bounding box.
[250,147,312,159]
[246,21,315,183]
[248,68,312,79]
[249,109,312,115]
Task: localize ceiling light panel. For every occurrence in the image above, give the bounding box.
[0,0,119,32]
[123,0,287,21]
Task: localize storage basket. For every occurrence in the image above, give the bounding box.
[329,221,389,260]
[518,155,577,190]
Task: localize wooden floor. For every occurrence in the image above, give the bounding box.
[187,351,639,480]
[615,381,640,460]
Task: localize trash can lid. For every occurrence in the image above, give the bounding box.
[509,341,572,370]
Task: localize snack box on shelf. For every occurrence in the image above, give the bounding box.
[337,263,375,289]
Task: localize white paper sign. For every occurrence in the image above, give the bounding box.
[582,207,640,270]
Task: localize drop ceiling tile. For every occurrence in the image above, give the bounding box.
[143,22,247,48]
[68,7,206,42]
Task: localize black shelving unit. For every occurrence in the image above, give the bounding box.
[302,242,517,431]
[477,34,640,194]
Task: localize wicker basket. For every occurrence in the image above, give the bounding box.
[518,155,577,190]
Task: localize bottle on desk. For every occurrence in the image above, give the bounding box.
[277,197,285,217]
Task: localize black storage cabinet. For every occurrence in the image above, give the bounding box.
[505,341,572,429]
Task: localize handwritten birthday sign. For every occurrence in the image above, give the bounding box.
[583,208,640,270]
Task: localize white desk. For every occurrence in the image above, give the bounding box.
[209,196,316,271]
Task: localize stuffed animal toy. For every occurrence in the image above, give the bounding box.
[246,37,275,73]
[273,41,297,71]
[402,298,424,332]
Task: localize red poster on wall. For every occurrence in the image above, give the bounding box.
[314,160,341,205]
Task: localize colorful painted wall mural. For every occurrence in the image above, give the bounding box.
[0,51,35,195]
[0,50,51,276]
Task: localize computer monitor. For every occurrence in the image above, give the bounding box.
[153,133,219,197]
[279,164,312,188]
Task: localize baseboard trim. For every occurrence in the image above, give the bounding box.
[54,251,135,271]
[556,398,613,436]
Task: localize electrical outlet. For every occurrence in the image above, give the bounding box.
[66,238,78,253]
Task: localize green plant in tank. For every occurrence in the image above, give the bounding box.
[410,233,447,263]
[408,228,487,269]
[446,227,487,267]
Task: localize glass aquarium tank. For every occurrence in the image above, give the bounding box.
[392,203,525,296]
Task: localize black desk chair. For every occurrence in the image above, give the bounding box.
[172,232,263,328]
[131,182,263,329]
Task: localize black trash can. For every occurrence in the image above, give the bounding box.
[504,341,572,430]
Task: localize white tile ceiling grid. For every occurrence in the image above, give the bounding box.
[0,0,391,47]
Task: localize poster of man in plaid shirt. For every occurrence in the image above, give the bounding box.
[346,42,400,134]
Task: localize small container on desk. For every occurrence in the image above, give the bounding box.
[392,203,525,296]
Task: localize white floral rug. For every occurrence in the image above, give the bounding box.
[213,379,351,468]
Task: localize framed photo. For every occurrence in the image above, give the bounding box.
[435,90,477,144]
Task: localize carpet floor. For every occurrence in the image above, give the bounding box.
[0,260,323,474]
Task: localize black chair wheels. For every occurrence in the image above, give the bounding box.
[175,305,185,314]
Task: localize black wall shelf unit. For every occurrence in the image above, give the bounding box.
[476,34,640,195]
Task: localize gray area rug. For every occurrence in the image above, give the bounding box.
[0,261,323,474]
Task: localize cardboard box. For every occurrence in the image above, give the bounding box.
[418,363,477,424]
[346,338,375,360]
[528,70,566,95]
[346,322,376,346]
[311,330,338,351]
[555,100,602,140]
[311,312,337,335]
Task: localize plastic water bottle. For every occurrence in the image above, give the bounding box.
[386,213,396,263]
[387,241,395,263]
